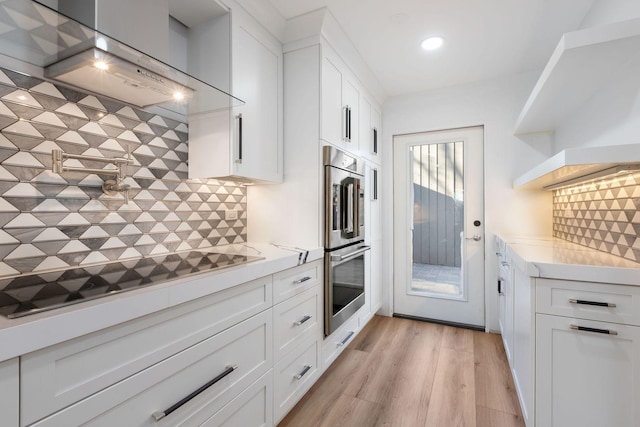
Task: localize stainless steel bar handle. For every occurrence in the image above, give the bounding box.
[152,364,238,422]
[293,276,312,285]
[338,331,355,347]
[373,127,378,154]
[294,315,312,326]
[236,113,243,163]
[294,365,313,380]
[347,107,351,141]
[569,298,616,308]
[330,246,371,262]
[346,182,354,233]
[353,182,360,237]
[570,324,618,335]
[343,105,352,142]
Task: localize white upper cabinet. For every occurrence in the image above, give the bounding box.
[186,1,283,183]
[361,97,381,164]
[321,48,359,154]
[231,7,282,183]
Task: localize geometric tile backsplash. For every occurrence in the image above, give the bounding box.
[0,67,246,278]
[553,172,640,262]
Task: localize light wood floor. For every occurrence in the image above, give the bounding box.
[279,315,525,427]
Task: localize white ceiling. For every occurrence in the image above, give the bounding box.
[268,0,597,97]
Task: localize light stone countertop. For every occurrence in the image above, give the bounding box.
[0,242,323,362]
[496,235,640,285]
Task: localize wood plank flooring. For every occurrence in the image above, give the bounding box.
[279,315,525,427]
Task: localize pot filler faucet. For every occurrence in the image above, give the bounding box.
[52,147,134,203]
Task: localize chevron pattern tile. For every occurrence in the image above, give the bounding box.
[0,67,246,278]
[553,172,640,262]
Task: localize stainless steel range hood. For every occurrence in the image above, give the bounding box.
[45,47,197,109]
[0,0,242,115]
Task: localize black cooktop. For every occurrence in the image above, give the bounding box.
[0,251,263,319]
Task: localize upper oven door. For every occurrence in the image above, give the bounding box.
[325,165,363,249]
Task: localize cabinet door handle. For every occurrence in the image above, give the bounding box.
[152,364,238,421]
[294,365,313,380]
[372,169,378,201]
[497,279,503,295]
[343,105,351,142]
[343,106,349,141]
[294,315,312,326]
[373,127,378,154]
[569,298,616,308]
[347,107,352,141]
[293,276,312,285]
[337,331,355,346]
[236,113,243,163]
[570,324,618,336]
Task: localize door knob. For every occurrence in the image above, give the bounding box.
[466,234,482,241]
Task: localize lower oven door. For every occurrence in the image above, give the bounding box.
[325,244,370,336]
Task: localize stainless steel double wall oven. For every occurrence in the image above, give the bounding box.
[324,146,369,336]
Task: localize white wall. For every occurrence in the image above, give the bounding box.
[381,72,552,331]
[580,0,640,28]
[553,1,640,152]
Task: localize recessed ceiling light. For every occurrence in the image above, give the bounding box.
[421,36,444,51]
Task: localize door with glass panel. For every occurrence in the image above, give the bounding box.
[393,126,484,327]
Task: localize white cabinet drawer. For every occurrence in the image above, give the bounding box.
[274,335,320,423]
[536,279,640,326]
[273,285,321,362]
[20,276,272,426]
[31,310,273,427]
[200,370,273,427]
[322,313,359,370]
[273,260,322,304]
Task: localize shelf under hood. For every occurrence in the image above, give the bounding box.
[0,0,243,116]
[513,144,640,190]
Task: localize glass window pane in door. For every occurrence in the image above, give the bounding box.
[410,141,464,298]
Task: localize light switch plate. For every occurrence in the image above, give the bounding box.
[225,210,238,220]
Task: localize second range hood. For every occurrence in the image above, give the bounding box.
[0,0,242,115]
[513,144,640,190]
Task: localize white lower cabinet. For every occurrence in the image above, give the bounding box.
[536,314,640,427]
[322,311,359,370]
[274,335,320,422]
[0,358,18,427]
[512,267,534,425]
[272,261,323,424]
[10,258,377,426]
[502,245,640,427]
[497,253,514,365]
[20,276,272,426]
[273,285,321,362]
[273,261,321,305]
[31,310,273,426]
[200,370,273,427]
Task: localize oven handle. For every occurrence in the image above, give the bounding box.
[330,246,371,264]
[346,182,355,234]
